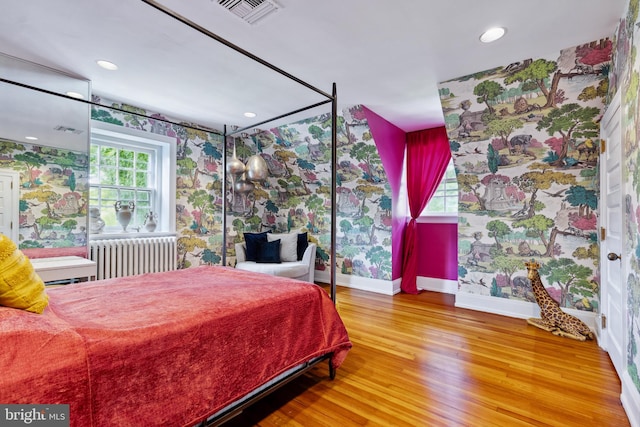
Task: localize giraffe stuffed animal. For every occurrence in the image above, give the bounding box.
[524,260,594,341]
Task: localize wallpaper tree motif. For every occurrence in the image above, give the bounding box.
[0,139,88,249]
[227,105,393,281]
[611,0,640,394]
[91,98,225,269]
[91,99,392,281]
[438,40,610,310]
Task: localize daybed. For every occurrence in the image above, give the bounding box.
[0,265,351,426]
[235,242,317,283]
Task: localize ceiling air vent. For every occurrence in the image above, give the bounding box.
[53,125,83,135]
[217,0,281,25]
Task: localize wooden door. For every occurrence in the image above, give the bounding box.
[599,91,625,379]
[0,171,19,242]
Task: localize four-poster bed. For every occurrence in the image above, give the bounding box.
[0,0,347,425]
[1,266,351,426]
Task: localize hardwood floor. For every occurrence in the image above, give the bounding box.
[225,286,630,426]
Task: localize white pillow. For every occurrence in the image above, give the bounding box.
[267,233,298,262]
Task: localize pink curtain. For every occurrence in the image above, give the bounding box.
[401,127,451,294]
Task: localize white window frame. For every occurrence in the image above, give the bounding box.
[90,121,176,235]
[419,158,458,218]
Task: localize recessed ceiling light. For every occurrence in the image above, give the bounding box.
[480,27,506,43]
[25,136,38,141]
[97,60,118,70]
[66,91,85,99]
[244,112,257,118]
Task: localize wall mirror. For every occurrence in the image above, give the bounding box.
[0,53,90,252]
[0,1,336,294]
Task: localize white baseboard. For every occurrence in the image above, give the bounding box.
[315,271,394,295]
[622,371,640,427]
[417,276,458,294]
[392,277,402,294]
[314,273,456,295]
[454,292,598,331]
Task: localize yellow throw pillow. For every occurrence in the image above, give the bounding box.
[0,235,48,314]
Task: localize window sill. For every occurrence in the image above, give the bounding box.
[417,215,458,224]
[88,231,176,240]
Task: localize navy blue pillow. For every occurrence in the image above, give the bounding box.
[256,239,281,263]
[297,232,309,260]
[244,231,270,262]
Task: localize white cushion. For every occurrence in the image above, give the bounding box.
[267,233,298,262]
[236,261,309,279]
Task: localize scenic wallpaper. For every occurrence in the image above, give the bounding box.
[611,0,640,396]
[0,139,89,250]
[438,39,610,312]
[91,97,226,269]
[225,105,393,281]
[91,100,392,281]
[3,0,639,413]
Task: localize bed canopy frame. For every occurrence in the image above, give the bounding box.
[0,2,345,424]
[144,0,339,303]
[0,0,339,302]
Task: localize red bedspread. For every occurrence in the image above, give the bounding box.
[0,266,351,426]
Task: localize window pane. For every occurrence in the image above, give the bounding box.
[135,172,148,187]
[445,199,458,213]
[102,188,118,200]
[420,158,458,215]
[136,153,149,170]
[100,147,117,165]
[119,170,134,186]
[102,167,117,185]
[90,132,164,231]
[120,190,135,201]
[135,209,147,225]
[426,198,444,212]
[119,149,134,169]
[445,168,457,179]
[90,145,98,164]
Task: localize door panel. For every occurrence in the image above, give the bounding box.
[0,172,18,242]
[599,91,625,379]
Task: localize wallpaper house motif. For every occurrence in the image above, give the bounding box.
[438,40,610,321]
[92,99,395,289]
[227,105,395,289]
[611,0,640,403]
[0,139,88,250]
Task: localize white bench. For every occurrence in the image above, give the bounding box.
[31,256,97,284]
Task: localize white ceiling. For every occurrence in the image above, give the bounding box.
[0,0,627,139]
